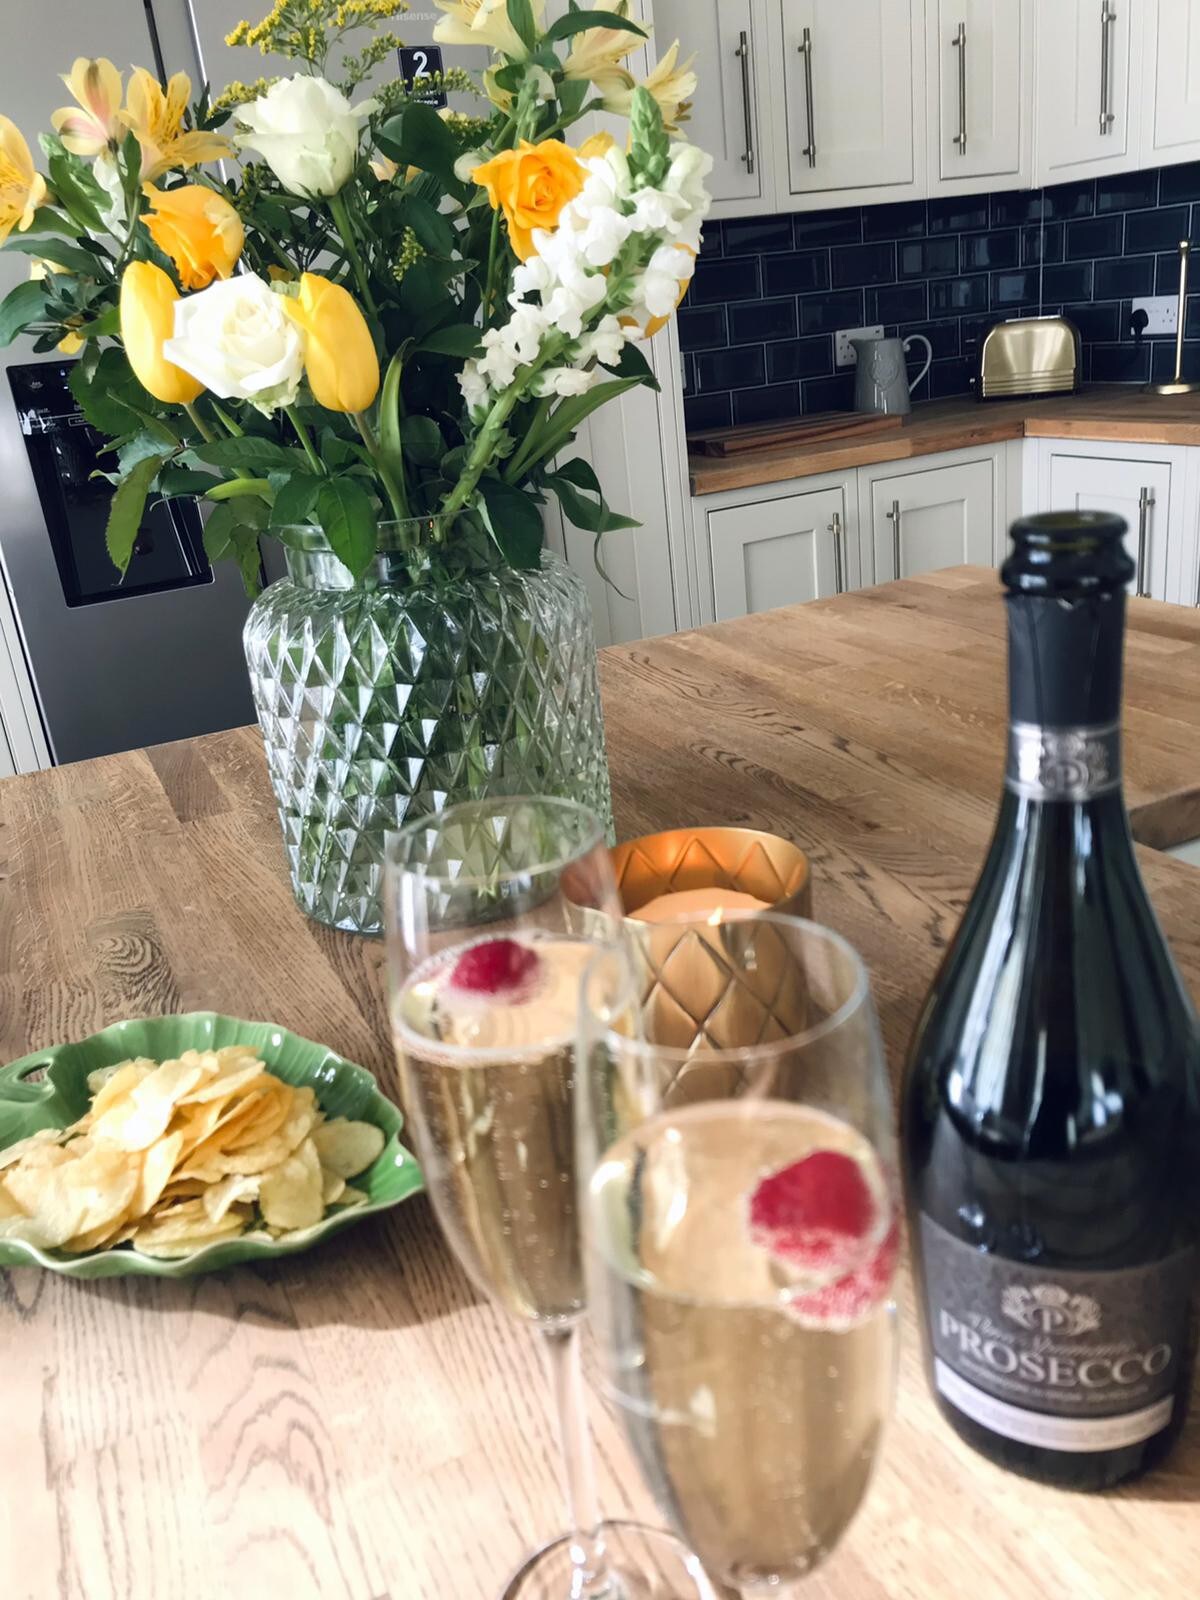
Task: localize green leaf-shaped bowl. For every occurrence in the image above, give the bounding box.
[0,1013,424,1278]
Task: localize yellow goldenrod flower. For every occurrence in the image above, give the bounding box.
[563,1,645,91]
[120,261,204,404]
[142,183,244,290]
[0,117,47,245]
[51,57,124,158]
[433,0,542,61]
[472,138,586,262]
[121,69,234,181]
[283,271,379,412]
[599,41,697,132]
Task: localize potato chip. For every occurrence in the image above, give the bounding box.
[311,1119,385,1180]
[336,1186,369,1208]
[259,1137,324,1230]
[83,1060,155,1123]
[90,1057,207,1151]
[178,1046,266,1104]
[0,1177,25,1219]
[321,1168,346,1207]
[203,1172,261,1223]
[131,1200,250,1258]
[129,1130,183,1219]
[6,1145,138,1250]
[0,1128,63,1171]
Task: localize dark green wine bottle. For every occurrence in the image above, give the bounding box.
[903,511,1200,1491]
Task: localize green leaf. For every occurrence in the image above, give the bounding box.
[270,474,322,529]
[203,498,269,595]
[118,433,175,475]
[603,338,660,391]
[544,8,647,44]
[508,377,643,482]
[158,467,220,498]
[479,477,544,569]
[0,279,48,347]
[557,77,589,120]
[20,206,83,239]
[400,415,443,465]
[42,141,108,234]
[378,350,406,486]
[75,304,120,339]
[404,195,456,257]
[553,456,603,494]
[548,471,639,533]
[200,498,242,563]
[416,324,483,358]
[377,104,467,197]
[119,129,142,202]
[106,454,168,574]
[69,347,147,433]
[316,476,377,579]
[2,237,109,276]
[506,0,538,51]
[189,438,302,471]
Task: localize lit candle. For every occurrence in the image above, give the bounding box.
[631,887,771,924]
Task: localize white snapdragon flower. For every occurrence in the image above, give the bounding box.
[577,315,626,367]
[510,254,554,303]
[164,273,304,413]
[532,366,598,398]
[543,270,607,339]
[664,143,715,214]
[458,361,491,415]
[477,326,520,388]
[628,185,680,235]
[638,243,695,318]
[507,302,549,361]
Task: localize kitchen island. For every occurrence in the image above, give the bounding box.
[1,569,1198,1600]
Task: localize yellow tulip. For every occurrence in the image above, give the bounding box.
[472,139,587,263]
[284,272,379,413]
[142,183,244,290]
[0,117,47,245]
[51,57,124,158]
[121,69,233,181]
[120,261,203,405]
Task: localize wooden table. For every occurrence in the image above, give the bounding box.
[2,568,1200,1600]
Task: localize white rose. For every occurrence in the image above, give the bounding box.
[164,274,304,414]
[236,75,374,197]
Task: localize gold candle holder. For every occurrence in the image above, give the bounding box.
[611,825,811,921]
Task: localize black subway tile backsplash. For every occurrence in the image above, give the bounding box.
[681,160,1200,432]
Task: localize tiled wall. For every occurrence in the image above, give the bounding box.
[680,162,1200,435]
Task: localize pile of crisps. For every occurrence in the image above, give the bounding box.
[0,1046,385,1257]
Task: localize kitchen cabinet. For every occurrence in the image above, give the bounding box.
[708,485,848,621]
[928,0,1031,191]
[859,456,998,583]
[653,0,764,214]
[1036,0,1143,183]
[1036,443,1184,602]
[1141,0,1200,167]
[770,0,925,207]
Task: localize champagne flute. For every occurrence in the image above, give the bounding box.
[385,798,720,1600]
[578,913,900,1598]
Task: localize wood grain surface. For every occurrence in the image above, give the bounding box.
[689,388,1200,496]
[2,569,1200,1600]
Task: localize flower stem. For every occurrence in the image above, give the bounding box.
[440,383,523,520]
[206,477,272,501]
[285,405,326,476]
[184,402,217,444]
[354,412,410,524]
[328,189,378,317]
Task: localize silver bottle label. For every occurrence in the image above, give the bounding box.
[1005,722,1121,802]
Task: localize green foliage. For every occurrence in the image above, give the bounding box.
[506,0,539,53]
[317,476,377,578]
[376,105,469,199]
[270,474,323,529]
[202,498,270,595]
[544,9,647,44]
[0,280,48,346]
[68,348,145,434]
[629,85,670,187]
[479,476,544,569]
[106,454,169,574]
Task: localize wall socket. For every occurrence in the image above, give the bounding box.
[1131,296,1178,336]
[835,325,885,367]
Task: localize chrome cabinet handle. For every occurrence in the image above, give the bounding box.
[735,30,755,175]
[798,27,817,168]
[1137,487,1154,597]
[952,22,967,154]
[886,499,901,577]
[1100,0,1117,134]
[829,510,845,593]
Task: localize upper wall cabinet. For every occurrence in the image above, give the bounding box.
[1142,0,1200,167]
[1036,0,1143,183]
[928,0,1032,192]
[654,0,764,213]
[770,0,926,208]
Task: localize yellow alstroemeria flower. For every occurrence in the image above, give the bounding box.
[283,272,379,414]
[600,41,697,133]
[0,117,47,245]
[563,0,646,92]
[121,69,234,182]
[473,138,587,262]
[51,57,124,158]
[433,0,542,61]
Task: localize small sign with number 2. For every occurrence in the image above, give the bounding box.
[398,45,448,109]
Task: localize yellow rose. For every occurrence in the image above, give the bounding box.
[142,183,244,290]
[472,139,587,263]
[283,272,379,413]
[0,117,47,245]
[120,261,203,405]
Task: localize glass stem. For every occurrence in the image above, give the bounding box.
[540,1324,613,1599]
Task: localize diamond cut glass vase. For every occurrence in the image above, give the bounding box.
[243,522,612,937]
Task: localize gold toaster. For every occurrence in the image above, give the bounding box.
[978,316,1081,399]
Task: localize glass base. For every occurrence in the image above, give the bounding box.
[499,1520,735,1600]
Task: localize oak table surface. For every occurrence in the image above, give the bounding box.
[2,568,1200,1600]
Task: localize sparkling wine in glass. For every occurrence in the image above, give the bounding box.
[579,913,900,1597]
[386,798,720,1600]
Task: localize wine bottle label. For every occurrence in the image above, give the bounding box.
[920,1214,1193,1452]
[1005,721,1121,802]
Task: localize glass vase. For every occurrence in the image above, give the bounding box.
[243,521,612,937]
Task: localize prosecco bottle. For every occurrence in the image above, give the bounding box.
[903,511,1200,1490]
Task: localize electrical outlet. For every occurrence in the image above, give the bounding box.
[1131,296,1178,336]
[836,325,885,368]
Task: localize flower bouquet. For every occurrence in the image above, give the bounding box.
[0,0,711,933]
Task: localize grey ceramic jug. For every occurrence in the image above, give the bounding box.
[851,334,933,415]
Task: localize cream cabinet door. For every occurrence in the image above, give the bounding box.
[1037,0,1142,182]
[865,460,996,582]
[773,0,924,205]
[1044,453,1172,601]
[708,488,847,621]
[1143,0,1200,167]
[654,0,765,214]
[930,0,1029,189]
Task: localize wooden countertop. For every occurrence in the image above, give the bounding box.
[3,569,1200,1600]
[690,387,1200,495]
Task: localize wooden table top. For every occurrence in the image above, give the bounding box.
[3,567,1200,1600]
[689,387,1200,496]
